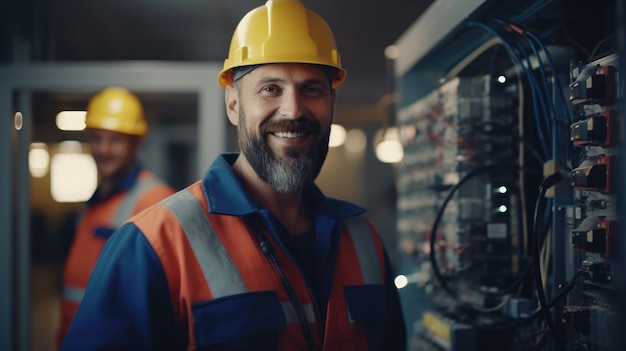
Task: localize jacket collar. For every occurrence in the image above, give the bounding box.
[87,164,143,205]
[202,153,364,219]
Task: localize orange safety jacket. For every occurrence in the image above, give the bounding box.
[58,166,175,343]
[61,154,406,351]
[138,185,387,350]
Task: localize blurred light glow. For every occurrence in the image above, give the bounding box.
[375,127,403,163]
[329,124,346,147]
[29,143,50,178]
[58,140,83,153]
[497,186,508,194]
[376,140,404,163]
[345,128,366,153]
[497,205,508,213]
[497,75,507,84]
[394,275,409,289]
[51,150,97,203]
[56,111,86,131]
[14,111,23,130]
[443,172,460,186]
[399,124,416,146]
[385,45,400,59]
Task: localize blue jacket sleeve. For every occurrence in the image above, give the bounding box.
[60,222,176,351]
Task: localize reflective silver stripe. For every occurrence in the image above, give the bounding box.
[345,216,382,285]
[111,175,163,228]
[160,189,316,325]
[282,301,316,325]
[61,285,85,304]
[160,189,248,298]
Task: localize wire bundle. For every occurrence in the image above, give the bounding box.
[468,20,573,169]
[425,19,579,351]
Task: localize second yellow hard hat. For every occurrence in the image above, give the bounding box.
[85,87,147,136]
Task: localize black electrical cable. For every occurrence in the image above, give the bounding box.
[477,269,583,332]
[531,171,568,351]
[494,256,533,295]
[427,164,582,341]
[428,163,541,302]
[246,216,315,351]
[527,337,549,351]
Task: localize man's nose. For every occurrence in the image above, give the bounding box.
[93,138,113,154]
[278,89,304,119]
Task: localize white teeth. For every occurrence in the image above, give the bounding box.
[274,132,305,138]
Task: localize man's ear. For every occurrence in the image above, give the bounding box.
[225,85,239,126]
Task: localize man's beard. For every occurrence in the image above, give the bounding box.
[238,109,329,193]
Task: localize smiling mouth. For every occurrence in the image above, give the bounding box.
[272,131,307,138]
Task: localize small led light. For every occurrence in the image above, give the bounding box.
[394,275,409,289]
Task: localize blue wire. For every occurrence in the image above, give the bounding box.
[492,20,558,160]
[524,28,574,169]
[468,21,551,160]
[513,36,555,149]
[471,19,574,167]
[525,30,573,125]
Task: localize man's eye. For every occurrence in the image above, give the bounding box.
[304,86,324,96]
[262,86,280,93]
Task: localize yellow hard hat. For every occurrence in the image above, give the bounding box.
[218,0,347,89]
[85,87,147,136]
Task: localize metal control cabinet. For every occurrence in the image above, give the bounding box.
[393,0,624,350]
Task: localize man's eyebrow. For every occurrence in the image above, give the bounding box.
[255,77,328,87]
[302,78,329,86]
[255,77,284,86]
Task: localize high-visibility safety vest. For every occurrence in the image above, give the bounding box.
[58,167,175,344]
[136,183,389,351]
[60,154,405,351]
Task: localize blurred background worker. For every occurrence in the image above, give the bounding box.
[56,86,176,346]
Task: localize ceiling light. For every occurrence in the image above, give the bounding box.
[374,127,404,163]
[29,143,49,178]
[329,124,346,147]
[51,141,96,202]
[56,111,86,131]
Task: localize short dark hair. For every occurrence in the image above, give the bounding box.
[232,64,336,88]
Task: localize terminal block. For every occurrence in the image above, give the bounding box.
[571,217,616,258]
[420,311,476,351]
[572,155,614,194]
[581,261,612,283]
[562,307,591,334]
[570,65,616,106]
[570,110,616,147]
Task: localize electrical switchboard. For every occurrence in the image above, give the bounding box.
[393,1,624,350]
